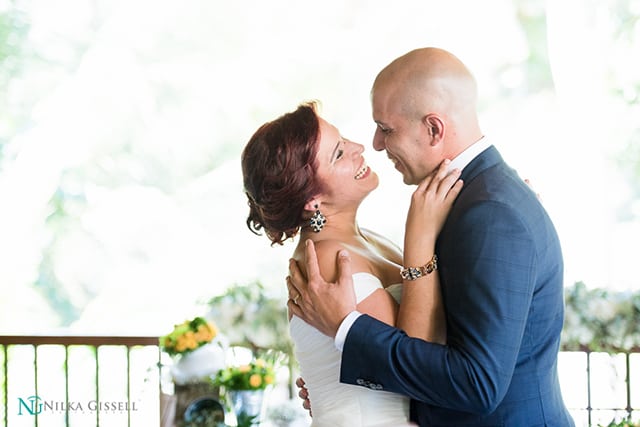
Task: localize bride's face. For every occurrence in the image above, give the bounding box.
[313,116,379,208]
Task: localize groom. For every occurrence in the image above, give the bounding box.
[287,47,575,426]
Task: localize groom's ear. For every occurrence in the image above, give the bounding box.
[422,114,444,145]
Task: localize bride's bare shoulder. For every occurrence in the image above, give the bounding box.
[294,239,369,282]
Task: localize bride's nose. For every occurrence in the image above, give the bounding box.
[348,140,365,156]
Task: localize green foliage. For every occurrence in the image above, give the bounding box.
[212,358,275,391]
[0,6,29,162]
[0,7,28,85]
[32,187,89,327]
[599,417,640,427]
[206,282,293,359]
[605,0,640,207]
[616,131,640,206]
[234,411,258,427]
[513,0,554,93]
[562,281,640,352]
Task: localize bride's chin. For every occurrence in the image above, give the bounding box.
[365,180,379,196]
[357,173,379,200]
[370,172,380,189]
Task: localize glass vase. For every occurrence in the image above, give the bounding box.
[229,389,265,426]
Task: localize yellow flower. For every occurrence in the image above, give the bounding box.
[175,339,187,353]
[194,322,216,343]
[209,322,218,336]
[249,374,262,388]
[160,316,219,356]
[194,330,206,342]
[264,374,275,385]
[239,364,251,373]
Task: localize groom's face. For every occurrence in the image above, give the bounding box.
[371,86,436,185]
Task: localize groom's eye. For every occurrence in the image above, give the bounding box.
[335,149,344,160]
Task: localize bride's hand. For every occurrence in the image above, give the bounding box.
[404,160,462,265]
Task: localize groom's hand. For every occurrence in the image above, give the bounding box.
[287,239,357,338]
[296,377,312,416]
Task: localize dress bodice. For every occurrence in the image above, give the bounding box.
[289,272,411,427]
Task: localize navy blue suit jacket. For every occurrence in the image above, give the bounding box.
[341,146,575,426]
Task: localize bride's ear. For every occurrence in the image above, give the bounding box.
[304,198,321,213]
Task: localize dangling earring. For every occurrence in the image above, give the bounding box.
[309,204,326,233]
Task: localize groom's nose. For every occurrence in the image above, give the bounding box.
[372,128,386,151]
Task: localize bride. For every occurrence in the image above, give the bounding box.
[240,101,462,426]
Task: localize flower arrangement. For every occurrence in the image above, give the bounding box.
[206,282,296,394]
[213,358,275,391]
[160,316,218,356]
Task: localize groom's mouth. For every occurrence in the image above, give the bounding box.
[388,156,404,173]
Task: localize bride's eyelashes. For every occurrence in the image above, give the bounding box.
[332,140,345,163]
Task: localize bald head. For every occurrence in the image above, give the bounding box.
[372,47,482,152]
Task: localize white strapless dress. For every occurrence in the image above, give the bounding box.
[289,272,411,427]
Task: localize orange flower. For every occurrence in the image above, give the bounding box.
[175,339,187,353]
[264,374,275,385]
[160,316,218,356]
[249,374,262,388]
[213,358,276,391]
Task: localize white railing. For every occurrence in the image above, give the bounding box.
[0,335,162,427]
[1,336,638,427]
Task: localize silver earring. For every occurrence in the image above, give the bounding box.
[309,205,326,232]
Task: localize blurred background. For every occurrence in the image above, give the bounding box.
[1,1,639,426]
[0,0,638,337]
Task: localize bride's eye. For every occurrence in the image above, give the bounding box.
[333,139,345,162]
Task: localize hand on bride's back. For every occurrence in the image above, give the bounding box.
[296,377,312,416]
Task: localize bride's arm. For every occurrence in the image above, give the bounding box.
[397,254,446,343]
[356,288,397,326]
[397,161,462,343]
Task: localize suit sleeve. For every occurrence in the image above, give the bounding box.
[340,200,536,414]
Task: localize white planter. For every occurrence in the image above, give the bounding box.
[171,337,228,385]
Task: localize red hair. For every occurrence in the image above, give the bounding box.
[241,102,324,245]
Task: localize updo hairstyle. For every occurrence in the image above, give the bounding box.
[241,102,325,245]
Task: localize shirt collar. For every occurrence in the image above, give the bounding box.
[448,136,492,172]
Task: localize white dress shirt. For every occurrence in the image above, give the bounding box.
[334,136,492,351]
